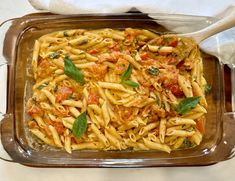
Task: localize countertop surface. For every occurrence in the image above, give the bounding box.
[0,1,234,181]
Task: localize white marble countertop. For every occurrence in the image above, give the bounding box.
[0,1,234,181]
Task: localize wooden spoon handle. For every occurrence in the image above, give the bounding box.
[183,6,235,43]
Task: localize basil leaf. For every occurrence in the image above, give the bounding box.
[121,64,132,82]
[49,52,60,59]
[205,84,212,93]
[72,112,87,138]
[64,56,85,85]
[147,66,160,76]
[177,96,201,114]
[122,80,139,88]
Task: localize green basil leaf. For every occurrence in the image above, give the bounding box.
[122,80,139,88]
[147,66,160,76]
[72,112,87,138]
[64,56,85,85]
[49,52,60,59]
[121,64,132,82]
[177,96,201,114]
[205,84,212,93]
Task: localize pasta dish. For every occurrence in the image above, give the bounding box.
[26,28,209,153]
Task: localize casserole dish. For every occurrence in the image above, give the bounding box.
[0,13,235,167]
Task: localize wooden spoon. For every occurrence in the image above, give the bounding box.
[180,7,235,44]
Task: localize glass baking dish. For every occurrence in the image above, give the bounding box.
[0,12,235,167]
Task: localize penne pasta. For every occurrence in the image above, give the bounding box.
[27,28,208,153]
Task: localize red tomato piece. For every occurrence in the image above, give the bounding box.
[87,94,99,105]
[167,57,178,65]
[140,52,149,60]
[56,86,73,102]
[27,104,43,117]
[168,83,184,98]
[169,39,178,47]
[88,49,99,54]
[37,59,54,78]
[53,122,65,135]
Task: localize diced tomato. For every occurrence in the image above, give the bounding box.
[167,57,178,65]
[56,86,73,102]
[140,52,149,60]
[88,94,99,105]
[168,110,178,117]
[109,43,121,52]
[112,45,121,51]
[27,104,43,117]
[169,39,178,47]
[196,118,205,134]
[88,49,99,54]
[163,36,178,47]
[118,106,134,121]
[167,83,184,98]
[37,59,54,78]
[88,64,108,80]
[53,122,65,135]
[176,60,185,69]
[71,137,76,144]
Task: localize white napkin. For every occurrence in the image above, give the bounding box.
[29,0,234,16]
[28,0,235,67]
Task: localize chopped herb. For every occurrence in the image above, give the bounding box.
[169,103,177,111]
[122,80,139,88]
[156,95,161,106]
[64,56,85,85]
[64,31,69,37]
[187,127,194,132]
[68,94,76,100]
[177,96,201,114]
[49,52,60,59]
[147,66,160,76]
[157,46,163,51]
[183,138,193,148]
[121,64,132,82]
[205,84,212,93]
[72,112,87,138]
[37,83,48,90]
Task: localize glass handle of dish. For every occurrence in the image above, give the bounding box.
[231,65,235,113]
[0,19,17,163]
[0,18,19,66]
[0,112,15,163]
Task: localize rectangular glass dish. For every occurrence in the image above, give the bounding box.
[0,13,235,167]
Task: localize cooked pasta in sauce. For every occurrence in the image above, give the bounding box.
[26,28,208,153]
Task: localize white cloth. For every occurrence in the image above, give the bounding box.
[28,0,235,67]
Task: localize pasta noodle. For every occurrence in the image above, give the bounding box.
[27,28,209,154]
